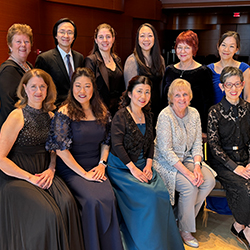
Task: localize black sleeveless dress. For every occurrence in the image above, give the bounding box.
[0,105,84,250]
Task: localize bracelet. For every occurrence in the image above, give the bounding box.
[194,161,202,167]
[99,160,107,167]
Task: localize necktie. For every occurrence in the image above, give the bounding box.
[66,54,73,80]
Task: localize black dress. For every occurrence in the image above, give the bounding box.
[162,65,214,133]
[207,97,250,225]
[0,59,33,128]
[0,105,84,250]
[46,112,124,250]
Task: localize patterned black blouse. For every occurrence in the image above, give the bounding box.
[207,96,250,172]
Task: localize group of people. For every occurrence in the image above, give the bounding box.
[0,16,250,250]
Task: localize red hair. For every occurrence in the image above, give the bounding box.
[174,30,199,56]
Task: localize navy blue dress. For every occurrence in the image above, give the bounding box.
[46,112,123,250]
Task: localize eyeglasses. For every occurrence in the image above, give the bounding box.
[223,81,243,89]
[58,30,74,36]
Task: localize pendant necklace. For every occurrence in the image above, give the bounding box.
[129,106,143,125]
[179,61,194,78]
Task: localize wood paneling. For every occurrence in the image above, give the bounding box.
[45,0,124,12]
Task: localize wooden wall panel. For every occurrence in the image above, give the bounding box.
[0,0,163,65]
[45,0,124,12]
[0,0,40,64]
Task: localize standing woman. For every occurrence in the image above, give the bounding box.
[107,76,184,250]
[0,69,84,250]
[0,23,33,127]
[208,31,250,104]
[84,23,125,116]
[208,67,250,249]
[161,30,214,141]
[124,23,165,125]
[46,68,123,250]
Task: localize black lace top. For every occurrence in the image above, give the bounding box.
[207,97,250,171]
[15,105,51,147]
[110,107,154,165]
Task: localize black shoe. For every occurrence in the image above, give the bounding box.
[231,223,239,237]
[238,230,250,250]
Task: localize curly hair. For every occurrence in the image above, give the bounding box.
[134,23,164,77]
[119,75,152,113]
[15,69,56,112]
[65,67,109,125]
[7,23,33,54]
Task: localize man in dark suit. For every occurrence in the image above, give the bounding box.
[35,18,84,106]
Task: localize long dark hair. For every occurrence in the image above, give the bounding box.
[119,75,152,112]
[134,23,164,77]
[65,67,108,125]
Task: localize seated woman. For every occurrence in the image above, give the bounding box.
[46,67,123,250]
[153,78,215,248]
[0,69,84,250]
[107,75,184,250]
[207,66,250,250]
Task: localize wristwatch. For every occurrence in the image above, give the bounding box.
[194,161,202,167]
[99,160,107,167]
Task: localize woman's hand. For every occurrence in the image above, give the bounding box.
[234,165,250,179]
[89,164,107,181]
[83,170,106,182]
[143,165,153,181]
[193,165,204,187]
[129,165,149,183]
[35,168,55,189]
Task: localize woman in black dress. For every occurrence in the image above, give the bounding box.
[162,30,214,142]
[208,66,250,249]
[84,23,125,116]
[124,23,165,126]
[46,67,123,250]
[0,69,84,250]
[0,23,33,127]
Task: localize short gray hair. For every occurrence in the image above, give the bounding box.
[220,66,244,84]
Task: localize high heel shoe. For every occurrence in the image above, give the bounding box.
[231,223,239,237]
[238,230,250,250]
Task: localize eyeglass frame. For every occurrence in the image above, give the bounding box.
[57,30,74,36]
[223,81,244,89]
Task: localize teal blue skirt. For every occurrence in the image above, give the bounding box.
[107,152,184,250]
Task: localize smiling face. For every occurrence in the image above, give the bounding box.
[171,87,191,113]
[128,83,151,110]
[24,76,48,108]
[56,22,75,52]
[219,75,244,104]
[95,28,115,53]
[176,42,193,63]
[73,75,93,108]
[218,36,238,60]
[138,26,155,53]
[9,33,31,63]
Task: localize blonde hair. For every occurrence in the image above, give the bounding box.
[168,78,193,106]
[7,24,33,53]
[15,69,56,112]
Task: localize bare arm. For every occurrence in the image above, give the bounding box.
[243,68,250,102]
[0,109,42,186]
